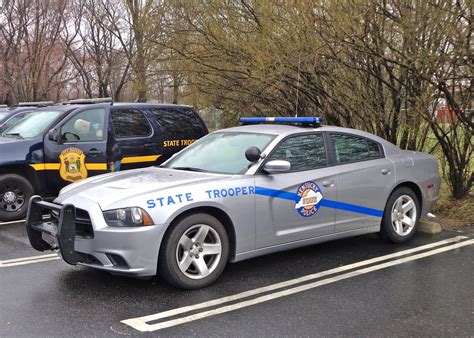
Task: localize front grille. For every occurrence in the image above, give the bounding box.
[47,207,94,238]
[75,208,94,238]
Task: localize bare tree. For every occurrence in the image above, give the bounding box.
[0,0,79,103]
[66,0,131,100]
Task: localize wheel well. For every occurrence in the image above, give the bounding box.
[391,182,423,213]
[0,165,39,193]
[165,206,237,261]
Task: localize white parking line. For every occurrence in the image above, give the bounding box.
[122,236,473,332]
[0,253,60,268]
[0,219,25,225]
[123,236,466,324]
[0,214,50,226]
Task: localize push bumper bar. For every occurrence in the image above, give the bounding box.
[26,195,83,265]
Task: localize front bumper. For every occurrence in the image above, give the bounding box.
[26,196,165,277]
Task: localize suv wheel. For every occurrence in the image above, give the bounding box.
[159,213,229,289]
[0,174,34,222]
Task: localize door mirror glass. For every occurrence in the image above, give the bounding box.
[263,160,291,174]
[245,146,262,162]
[48,129,59,142]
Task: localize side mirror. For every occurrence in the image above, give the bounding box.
[245,146,262,162]
[48,129,59,142]
[263,160,291,174]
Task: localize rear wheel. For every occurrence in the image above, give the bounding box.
[379,187,420,243]
[0,174,34,222]
[158,213,229,289]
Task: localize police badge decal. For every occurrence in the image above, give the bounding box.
[59,147,88,182]
[295,181,323,217]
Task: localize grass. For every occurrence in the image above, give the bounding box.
[432,180,473,230]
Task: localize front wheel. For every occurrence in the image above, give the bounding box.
[158,213,229,289]
[379,187,420,243]
[0,174,34,222]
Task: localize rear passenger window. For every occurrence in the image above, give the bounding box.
[150,108,204,135]
[111,109,151,138]
[331,133,382,164]
[267,134,327,172]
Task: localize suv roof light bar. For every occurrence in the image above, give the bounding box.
[240,116,323,126]
[0,104,8,108]
[62,97,113,105]
[18,101,54,107]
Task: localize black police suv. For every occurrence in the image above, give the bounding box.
[0,101,208,221]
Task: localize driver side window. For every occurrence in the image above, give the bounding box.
[267,133,327,172]
[61,108,105,142]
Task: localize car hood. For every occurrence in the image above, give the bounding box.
[0,136,42,164]
[56,167,231,209]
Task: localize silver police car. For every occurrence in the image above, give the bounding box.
[26,117,440,289]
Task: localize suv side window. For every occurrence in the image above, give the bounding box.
[330,133,382,164]
[110,109,151,138]
[61,108,105,142]
[150,108,204,134]
[267,134,327,172]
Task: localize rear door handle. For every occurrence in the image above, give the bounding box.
[381,168,391,175]
[87,149,103,156]
[322,180,335,188]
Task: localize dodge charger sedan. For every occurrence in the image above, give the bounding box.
[26,117,440,289]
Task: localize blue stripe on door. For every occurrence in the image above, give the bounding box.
[255,186,384,217]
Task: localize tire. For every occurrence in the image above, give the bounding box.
[158,213,229,289]
[379,187,420,243]
[0,173,34,222]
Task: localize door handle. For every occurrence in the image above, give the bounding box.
[322,180,335,188]
[381,168,391,175]
[87,149,103,156]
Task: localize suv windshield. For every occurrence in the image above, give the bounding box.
[163,132,276,174]
[1,110,61,138]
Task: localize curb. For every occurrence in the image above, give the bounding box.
[417,218,443,234]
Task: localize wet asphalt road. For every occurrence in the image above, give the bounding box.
[0,220,473,337]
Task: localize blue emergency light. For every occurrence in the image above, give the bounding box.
[239,117,323,124]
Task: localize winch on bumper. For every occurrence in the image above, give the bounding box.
[25,195,164,277]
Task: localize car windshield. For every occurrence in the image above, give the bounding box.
[1,110,61,138]
[163,132,276,174]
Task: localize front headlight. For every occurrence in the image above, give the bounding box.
[103,207,154,227]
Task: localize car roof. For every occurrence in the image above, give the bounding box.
[111,102,193,109]
[33,102,194,113]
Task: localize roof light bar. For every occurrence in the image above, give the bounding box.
[18,101,54,107]
[62,97,113,105]
[240,117,323,124]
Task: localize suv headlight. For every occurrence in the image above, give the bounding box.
[103,207,154,227]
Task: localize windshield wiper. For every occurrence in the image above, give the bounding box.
[171,166,207,172]
[2,132,23,138]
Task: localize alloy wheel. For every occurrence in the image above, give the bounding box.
[175,224,222,279]
[391,195,417,236]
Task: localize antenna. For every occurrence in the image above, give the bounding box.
[295,54,301,118]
